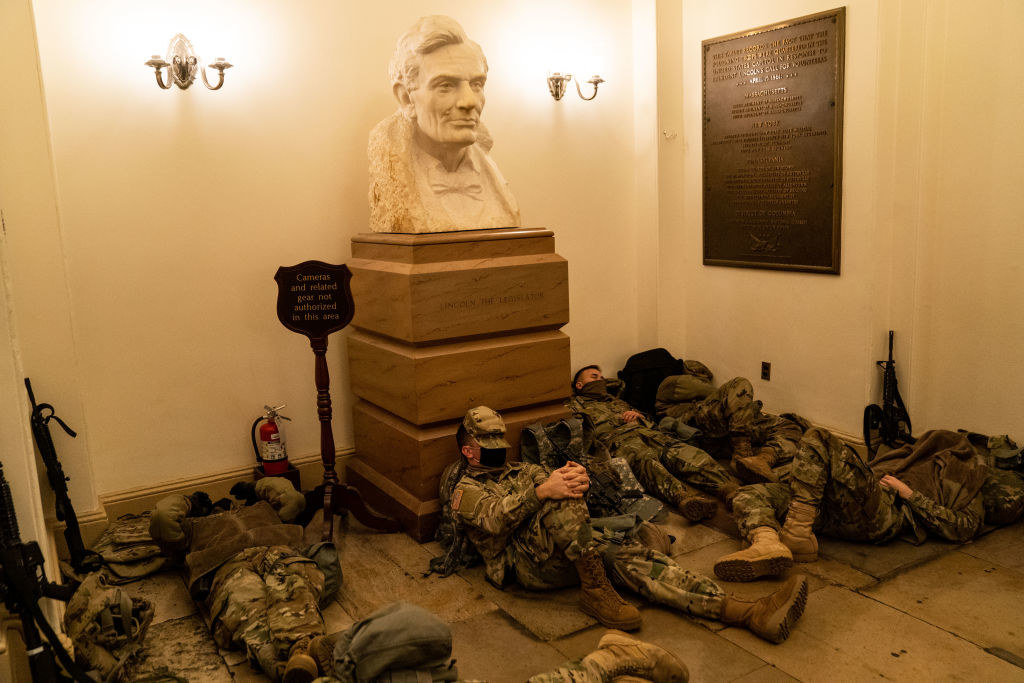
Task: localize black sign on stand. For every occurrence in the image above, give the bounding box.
[275,260,399,540]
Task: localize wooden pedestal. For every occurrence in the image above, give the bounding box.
[347,228,570,541]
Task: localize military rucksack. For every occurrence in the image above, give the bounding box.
[616,348,687,415]
[63,573,154,681]
[329,602,458,682]
[427,459,482,577]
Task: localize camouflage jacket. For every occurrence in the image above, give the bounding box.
[567,393,666,449]
[451,462,548,586]
[901,490,984,543]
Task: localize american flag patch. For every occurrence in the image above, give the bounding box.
[451,488,464,511]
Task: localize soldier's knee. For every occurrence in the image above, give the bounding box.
[723,376,754,397]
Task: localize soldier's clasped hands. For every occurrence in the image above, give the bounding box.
[536,461,590,500]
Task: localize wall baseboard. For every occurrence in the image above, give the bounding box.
[55,449,354,549]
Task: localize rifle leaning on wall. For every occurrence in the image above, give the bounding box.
[24,378,102,575]
[863,330,913,457]
[0,461,92,682]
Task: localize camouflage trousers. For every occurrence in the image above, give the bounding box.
[208,545,325,680]
[732,427,906,543]
[981,468,1024,525]
[749,412,807,474]
[610,433,740,503]
[512,499,725,620]
[660,377,761,439]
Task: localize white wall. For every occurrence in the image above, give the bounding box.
[659,0,1024,439]
[8,0,1022,514]
[0,0,63,582]
[880,0,1024,437]
[12,0,652,507]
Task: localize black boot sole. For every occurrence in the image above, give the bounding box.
[713,555,793,582]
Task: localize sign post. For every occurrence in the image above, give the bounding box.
[274,260,399,540]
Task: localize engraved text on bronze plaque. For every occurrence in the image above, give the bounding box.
[703,8,845,273]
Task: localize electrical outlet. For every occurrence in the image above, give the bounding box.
[761,361,771,381]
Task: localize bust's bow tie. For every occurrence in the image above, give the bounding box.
[429,179,483,197]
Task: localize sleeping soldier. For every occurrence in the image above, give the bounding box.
[149,478,339,682]
[714,428,1024,582]
[450,406,810,643]
[654,365,809,484]
[568,366,740,519]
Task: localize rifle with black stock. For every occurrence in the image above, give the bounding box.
[0,461,92,682]
[24,378,102,575]
[863,330,913,457]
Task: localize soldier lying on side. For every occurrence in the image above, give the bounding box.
[714,428,1024,582]
[449,405,809,643]
[568,365,739,518]
[149,478,340,682]
[654,364,810,484]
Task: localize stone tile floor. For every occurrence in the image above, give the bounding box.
[125,510,1024,682]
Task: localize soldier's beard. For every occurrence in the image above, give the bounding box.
[577,379,608,398]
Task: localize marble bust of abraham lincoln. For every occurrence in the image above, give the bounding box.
[368,15,522,234]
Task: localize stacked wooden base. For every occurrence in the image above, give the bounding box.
[347,228,570,540]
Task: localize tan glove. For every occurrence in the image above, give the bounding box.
[149,494,191,551]
[255,477,306,522]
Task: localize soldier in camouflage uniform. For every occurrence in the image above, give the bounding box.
[568,366,739,518]
[655,366,809,485]
[715,427,1010,582]
[451,406,809,643]
[150,478,336,682]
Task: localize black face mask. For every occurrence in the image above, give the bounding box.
[577,379,608,397]
[479,447,507,467]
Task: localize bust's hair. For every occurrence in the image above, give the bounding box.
[389,15,488,92]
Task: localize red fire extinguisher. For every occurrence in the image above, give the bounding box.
[251,404,291,475]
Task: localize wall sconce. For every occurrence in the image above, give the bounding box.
[547,72,605,101]
[145,34,232,90]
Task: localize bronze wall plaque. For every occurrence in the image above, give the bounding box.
[703,7,845,273]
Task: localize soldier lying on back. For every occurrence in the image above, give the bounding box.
[715,428,1024,582]
[568,365,739,518]
[449,405,810,643]
[149,478,339,682]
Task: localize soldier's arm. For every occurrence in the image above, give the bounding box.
[453,479,542,537]
[904,491,984,543]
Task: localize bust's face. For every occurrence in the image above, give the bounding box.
[405,43,486,150]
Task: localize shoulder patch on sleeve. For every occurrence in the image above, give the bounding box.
[450,488,464,511]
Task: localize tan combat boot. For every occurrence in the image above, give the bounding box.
[779,500,819,562]
[282,637,319,683]
[718,574,809,644]
[733,447,779,484]
[672,484,719,522]
[306,633,340,678]
[575,548,643,631]
[635,521,673,556]
[713,527,793,582]
[581,630,689,682]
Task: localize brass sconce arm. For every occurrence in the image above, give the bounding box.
[575,75,605,101]
[200,58,233,91]
[144,56,172,89]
